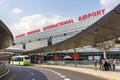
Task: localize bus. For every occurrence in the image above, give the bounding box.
[10,55,31,66]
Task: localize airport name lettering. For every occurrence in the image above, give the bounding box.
[15,33,25,38]
[15,9,105,38]
[43,19,74,31]
[78,9,105,21]
[15,29,40,38]
[27,29,40,35]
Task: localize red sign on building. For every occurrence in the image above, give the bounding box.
[52,55,59,60]
[27,29,40,35]
[71,53,79,60]
[37,56,43,60]
[15,33,25,38]
[78,9,105,21]
[43,19,74,31]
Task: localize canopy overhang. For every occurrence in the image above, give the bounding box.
[5,47,25,53]
[0,20,14,49]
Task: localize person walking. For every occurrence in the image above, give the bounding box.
[112,58,116,70]
[99,58,102,70]
[93,59,97,70]
[102,58,105,71]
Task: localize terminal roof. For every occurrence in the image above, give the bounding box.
[24,4,120,54]
[0,20,13,49]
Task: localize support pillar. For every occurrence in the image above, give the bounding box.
[60,51,62,61]
[74,48,77,67]
[42,53,44,64]
[51,52,52,61]
[35,54,38,64]
[103,49,107,59]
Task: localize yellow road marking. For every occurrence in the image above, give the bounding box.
[108,77,116,80]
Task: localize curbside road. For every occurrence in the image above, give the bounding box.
[34,64,120,80]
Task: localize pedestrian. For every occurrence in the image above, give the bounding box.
[102,58,105,71]
[112,58,116,70]
[109,58,113,70]
[93,59,97,70]
[105,58,109,70]
[99,58,102,70]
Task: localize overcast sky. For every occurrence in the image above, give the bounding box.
[0,0,120,37]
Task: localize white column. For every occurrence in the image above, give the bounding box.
[103,50,106,59]
[55,51,57,65]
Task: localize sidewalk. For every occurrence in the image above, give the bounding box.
[34,64,120,80]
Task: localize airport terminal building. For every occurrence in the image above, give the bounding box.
[9,8,120,63]
[12,9,105,51]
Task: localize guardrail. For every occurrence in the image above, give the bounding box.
[0,61,5,72]
[46,61,120,66]
[46,61,94,65]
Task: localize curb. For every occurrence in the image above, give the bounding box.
[0,69,9,78]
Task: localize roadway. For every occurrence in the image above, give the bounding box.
[0,65,107,80]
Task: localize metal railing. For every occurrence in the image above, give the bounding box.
[46,61,120,66]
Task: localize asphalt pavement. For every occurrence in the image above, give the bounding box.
[0,65,48,80]
[0,65,107,80]
[34,64,120,80]
[28,66,107,80]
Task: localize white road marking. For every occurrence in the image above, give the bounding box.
[51,71,56,73]
[60,75,66,78]
[40,68,71,80]
[31,72,34,75]
[56,73,62,76]
[64,78,71,80]
[32,79,35,80]
[47,69,52,71]
[54,72,59,74]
